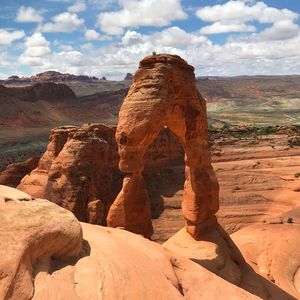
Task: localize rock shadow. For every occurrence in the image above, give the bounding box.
[34,239,91,277]
[144,164,185,219]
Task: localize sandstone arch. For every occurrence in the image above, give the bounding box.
[107,54,219,239]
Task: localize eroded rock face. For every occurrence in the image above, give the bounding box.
[231,208,300,299]
[1,185,294,300]
[0,185,82,300]
[18,123,183,224]
[107,54,219,239]
[0,156,40,187]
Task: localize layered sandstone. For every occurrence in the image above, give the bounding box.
[18,123,183,224]
[107,54,219,239]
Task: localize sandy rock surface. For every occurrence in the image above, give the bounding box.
[0,185,82,300]
[0,185,260,300]
[231,211,300,299]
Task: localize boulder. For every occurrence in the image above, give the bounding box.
[0,185,82,300]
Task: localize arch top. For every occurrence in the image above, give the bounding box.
[139,53,195,72]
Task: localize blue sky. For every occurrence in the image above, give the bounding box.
[0,0,300,79]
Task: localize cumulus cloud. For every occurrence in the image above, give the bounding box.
[97,0,187,35]
[200,22,256,34]
[19,33,51,66]
[16,6,43,23]
[85,29,101,40]
[196,0,298,34]
[259,20,300,41]
[0,29,25,45]
[196,1,297,23]
[68,0,87,13]
[40,12,84,32]
[10,1,300,80]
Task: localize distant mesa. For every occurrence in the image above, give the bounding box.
[31,71,100,82]
[124,73,134,81]
[1,71,105,84]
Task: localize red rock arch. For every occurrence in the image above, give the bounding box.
[107,54,219,239]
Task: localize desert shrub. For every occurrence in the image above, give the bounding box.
[289,137,300,147]
[294,172,300,178]
[257,126,277,135]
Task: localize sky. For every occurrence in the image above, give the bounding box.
[0,0,300,80]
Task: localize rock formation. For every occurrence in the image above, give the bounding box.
[1,185,296,300]
[0,82,75,102]
[107,54,219,239]
[18,123,183,224]
[124,73,134,80]
[231,206,300,299]
[0,185,82,300]
[0,156,39,187]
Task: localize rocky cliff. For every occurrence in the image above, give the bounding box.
[0,82,75,102]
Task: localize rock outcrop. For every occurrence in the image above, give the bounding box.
[2,71,101,85]
[0,185,82,300]
[124,73,133,80]
[0,82,75,103]
[107,54,219,239]
[1,185,295,300]
[18,123,183,224]
[0,156,39,187]
[231,207,300,299]
[0,185,259,300]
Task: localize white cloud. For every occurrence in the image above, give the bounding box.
[68,0,87,13]
[40,12,84,32]
[16,6,43,23]
[0,29,25,45]
[11,1,300,81]
[13,23,300,80]
[259,20,300,41]
[97,0,187,35]
[200,22,256,34]
[196,1,297,23]
[19,33,51,66]
[196,0,298,34]
[85,29,101,40]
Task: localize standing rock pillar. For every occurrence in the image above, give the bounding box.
[107,173,153,238]
[107,54,220,240]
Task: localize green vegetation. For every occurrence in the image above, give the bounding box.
[289,136,300,147]
[208,124,278,140]
[207,97,300,126]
